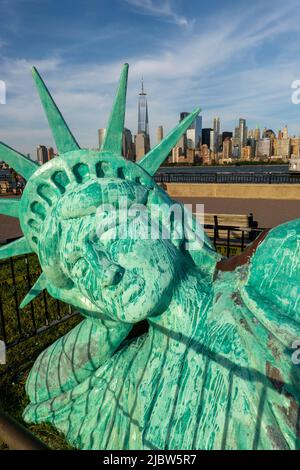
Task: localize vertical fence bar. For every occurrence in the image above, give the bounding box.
[56,299,61,320]
[0,294,7,344]
[25,255,37,333]
[9,257,22,338]
[241,230,245,252]
[226,229,231,258]
[42,291,50,326]
[213,215,218,248]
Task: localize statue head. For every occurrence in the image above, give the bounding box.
[0,64,220,324]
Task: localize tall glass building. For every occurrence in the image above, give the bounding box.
[180,112,202,149]
[138,80,149,135]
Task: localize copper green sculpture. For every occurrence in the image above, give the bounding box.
[0,64,299,450]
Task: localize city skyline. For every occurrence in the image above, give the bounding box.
[7,72,300,162]
[2,0,300,157]
[32,113,299,165]
[32,109,300,161]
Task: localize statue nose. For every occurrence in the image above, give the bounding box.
[86,242,125,288]
[101,263,124,288]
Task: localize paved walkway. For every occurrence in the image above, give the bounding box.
[176,197,300,228]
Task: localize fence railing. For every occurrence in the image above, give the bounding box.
[0,410,49,450]
[0,253,76,351]
[207,224,264,258]
[155,171,300,184]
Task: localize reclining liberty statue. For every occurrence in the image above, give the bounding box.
[0,64,299,450]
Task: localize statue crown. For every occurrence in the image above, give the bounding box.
[0,63,211,309]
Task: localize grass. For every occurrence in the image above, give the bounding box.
[0,253,82,450]
[0,321,80,450]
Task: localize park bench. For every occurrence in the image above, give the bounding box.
[193,212,260,251]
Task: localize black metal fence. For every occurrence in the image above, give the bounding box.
[208,224,264,258]
[0,253,76,351]
[155,171,300,184]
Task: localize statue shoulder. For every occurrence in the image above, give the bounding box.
[244,218,300,322]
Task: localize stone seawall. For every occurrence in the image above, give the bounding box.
[165,183,300,200]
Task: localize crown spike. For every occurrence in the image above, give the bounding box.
[0,198,20,218]
[139,107,201,176]
[101,63,129,155]
[0,142,38,181]
[19,272,47,309]
[32,67,80,154]
[0,237,32,260]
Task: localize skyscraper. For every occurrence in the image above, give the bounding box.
[222,132,233,142]
[212,117,221,152]
[254,126,261,141]
[202,128,212,147]
[223,138,232,159]
[180,112,189,121]
[283,125,289,139]
[213,117,220,137]
[256,138,271,159]
[36,145,48,165]
[232,119,247,158]
[138,79,149,136]
[157,125,164,144]
[135,79,150,160]
[239,118,247,149]
[98,128,106,149]
[48,147,55,160]
[186,115,202,149]
[274,132,291,159]
[178,112,202,150]
[290,137,300,157]
[210,130,215,153]
[135,133,150,161]
[122,128,134,161]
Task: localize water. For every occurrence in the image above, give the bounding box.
[158,165,289,174]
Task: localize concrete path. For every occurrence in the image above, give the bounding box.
[176,197,300,228]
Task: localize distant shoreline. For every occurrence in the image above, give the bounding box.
[158,164,289,174]
[160,163,288,168]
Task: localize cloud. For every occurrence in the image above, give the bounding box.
[124,0,190,27]
[0,0,38,33]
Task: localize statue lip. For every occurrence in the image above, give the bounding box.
[121,280,145,305]
[108,272,145,305]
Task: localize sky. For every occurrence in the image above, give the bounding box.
[1,0,300,158]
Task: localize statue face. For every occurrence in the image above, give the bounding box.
[57,208,180,323]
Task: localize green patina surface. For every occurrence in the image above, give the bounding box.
[0,64,299,449]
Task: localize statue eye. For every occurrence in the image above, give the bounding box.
[71,258,88,277]
[64,251,83,266]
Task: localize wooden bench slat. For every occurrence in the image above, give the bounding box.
[193,212,257,240]
[194,213,252,228]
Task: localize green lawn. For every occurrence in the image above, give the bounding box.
[0,316,82,450]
